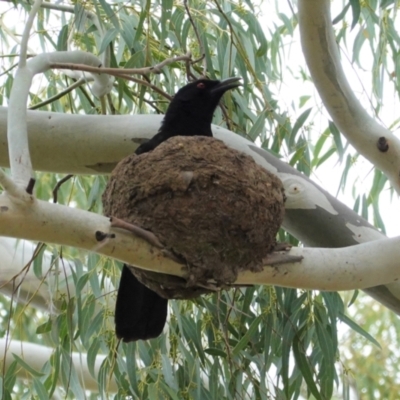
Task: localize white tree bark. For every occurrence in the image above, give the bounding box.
[0,0,396,299]
[0,191,399,291]
[1,106,400,304]
[1,0,400,392]
[5,50,113,195]
[0,339,118,393]
[298,0,400,194]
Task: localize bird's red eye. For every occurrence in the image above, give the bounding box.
[197,82,205,89]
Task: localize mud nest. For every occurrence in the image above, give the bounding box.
[102,136,285,299]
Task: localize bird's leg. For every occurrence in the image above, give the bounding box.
[109,216,164,249]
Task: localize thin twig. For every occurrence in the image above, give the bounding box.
[129,91,165,113]
[185,57,198,81]
[100,95,107,115]
[50,53,192,77]
[107,93,116,115]
[225,288,237,324]
[53,174,73,203]
[217,292,235,378]
[77,84,97,108]
[29,79,85,110]
[2,280,14,395]
[0,61,20,78]
[0,53,35,59]
[59,250,74,394]
[110,79,165,113]
[219,103,234,131]
[49,64,173,100]
[183,0,207,75]
[118,74,172,100]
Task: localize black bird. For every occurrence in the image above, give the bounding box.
[115,77,241,342]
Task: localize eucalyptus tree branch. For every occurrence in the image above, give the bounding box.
[49,54,192,101]
[0,190,399,291]
[51,53,192,76]
[18,0,42,67]
[298,0,400,194]
[7,0,43,186]
[0,339,118,393]
[0,195,182,278]
[7,51,113,189]
[0,169,26,198]
[1,108,400,311]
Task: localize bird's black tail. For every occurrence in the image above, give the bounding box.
[115,264,168,342]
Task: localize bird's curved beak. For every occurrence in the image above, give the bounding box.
[211,77,242,94]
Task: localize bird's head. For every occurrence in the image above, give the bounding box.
[174,77,240,102]
[171,77,241,110]
[161,77,241,134]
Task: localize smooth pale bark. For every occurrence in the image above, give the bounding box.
[1,1,399,393]
[1,107,400,312]
[297,0,400,309]
[0,339,117,393]
[299,0,400,194]
[0,192,400,291]
[6,52,113,187]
